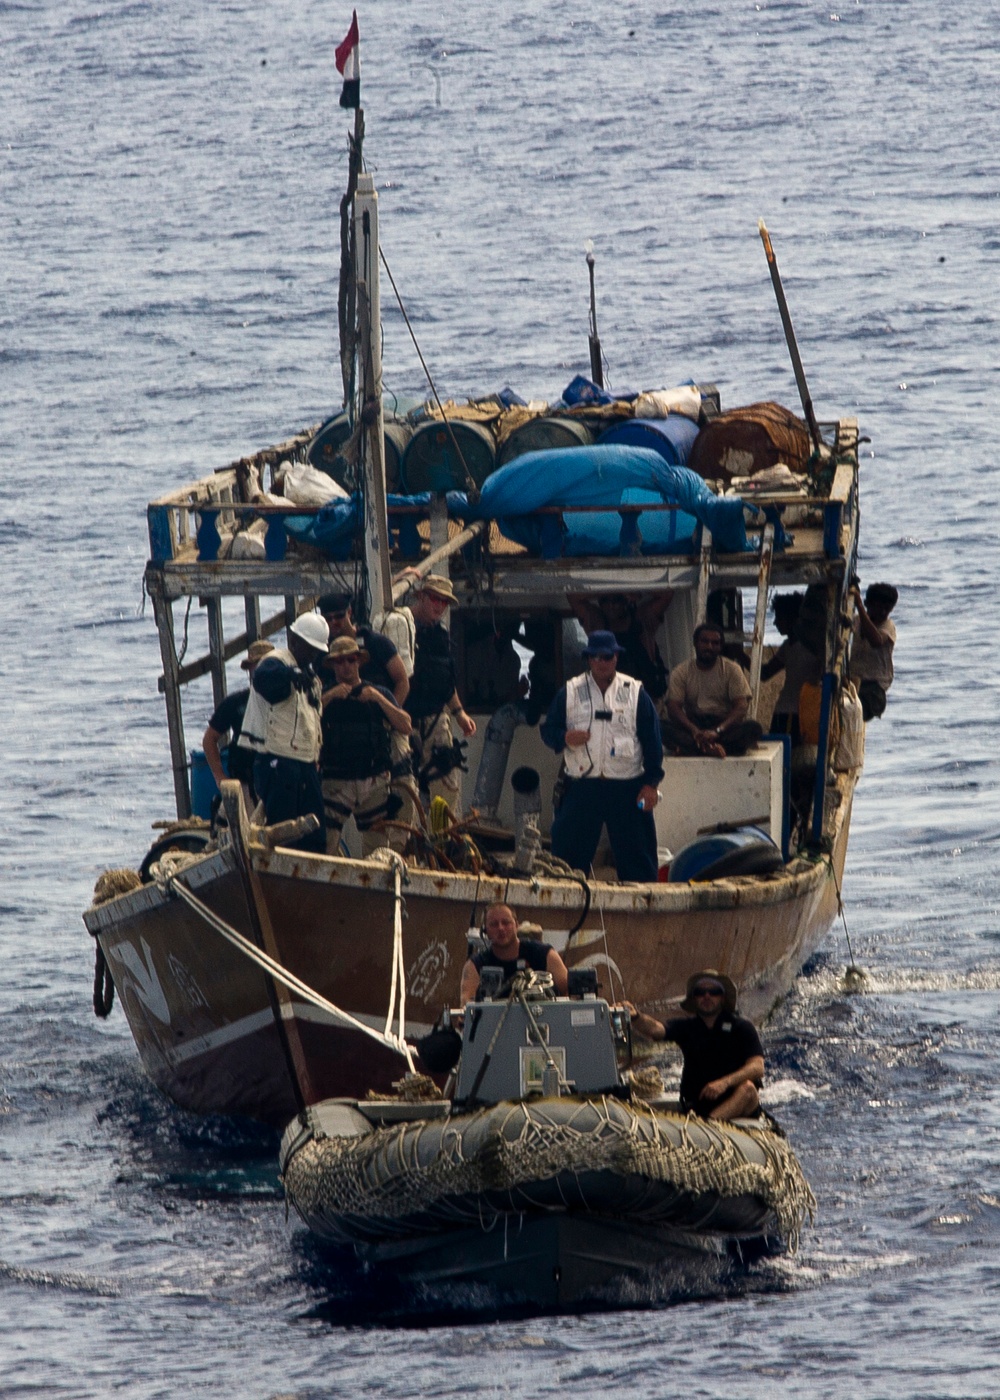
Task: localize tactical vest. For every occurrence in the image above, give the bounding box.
[563,671,643,780]
[321,691,393,780]
[406,622,456,720]
[237,648,323,763]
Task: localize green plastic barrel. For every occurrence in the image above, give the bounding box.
[401,419,496,494]
[383,419,413,494]
[497,416,594,467]
[307,413,352,480]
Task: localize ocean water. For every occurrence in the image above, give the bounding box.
[3,0,1000,1394]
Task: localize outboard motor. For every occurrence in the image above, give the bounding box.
[471,702,525,819]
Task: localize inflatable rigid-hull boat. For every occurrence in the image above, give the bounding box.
[279,1093,815,1309]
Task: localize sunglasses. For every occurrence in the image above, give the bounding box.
[694,986,724,998]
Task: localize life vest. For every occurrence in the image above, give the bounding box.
[406,622,456,720]
[563,671,643,780]
[321,690,393,780]
[237,648,323,763]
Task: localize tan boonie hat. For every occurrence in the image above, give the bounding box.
[680,968,738,1015]
[241,639,275,669]
[420,573,457,604]
[328,635,368,662]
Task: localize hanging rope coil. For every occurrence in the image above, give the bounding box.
[152,855,415,1071]
[92,945,115,1018]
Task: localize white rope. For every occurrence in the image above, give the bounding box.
[382,854,408,1049]
[158,865,416,1070]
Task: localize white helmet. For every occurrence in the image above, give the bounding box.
[289,613,330,653]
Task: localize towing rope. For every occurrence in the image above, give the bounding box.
[153,855,416,1070]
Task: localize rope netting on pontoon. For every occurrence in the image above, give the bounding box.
[283,1096,816,1248]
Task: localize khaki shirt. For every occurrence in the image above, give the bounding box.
[667,656,751,722]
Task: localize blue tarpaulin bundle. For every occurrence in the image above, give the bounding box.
[282,445,771,560]
[284,491,470,559]
[471,444,752,555]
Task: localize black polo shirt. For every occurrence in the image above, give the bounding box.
[472,938,552,984]
[208,687,254,784]
[662,1012,764,1109]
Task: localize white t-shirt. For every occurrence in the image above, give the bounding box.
[850,616,896,689]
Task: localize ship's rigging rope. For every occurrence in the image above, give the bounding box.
[153,852,416,1070]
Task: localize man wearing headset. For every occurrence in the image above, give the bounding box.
[541,630,663,882]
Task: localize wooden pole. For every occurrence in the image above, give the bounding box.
[390,520,485,604]
[220,781,317,1110]
[151,590,192,819]
[338,107,365,406]
[748,524,775,720]
[758,220,824,454]
[206,598,227,709]
[354,174,393,620]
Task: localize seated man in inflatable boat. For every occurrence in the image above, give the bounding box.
[459,902,569,1004]
[661,622,763,758]
[627,970,764,1121]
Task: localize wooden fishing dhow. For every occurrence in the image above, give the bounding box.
[84,140,864,1128]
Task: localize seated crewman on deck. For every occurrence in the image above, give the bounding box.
[459,903,569,1004]
[627,970,764,1122]
[661,622,763,758]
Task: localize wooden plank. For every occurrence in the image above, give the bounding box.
[157,607,289,692]
[748,524,775,720]
[151,593,192,819]
[828,460,855,506]
[695,527,713,624]
[150,560,364,602]
[220,782,314,1111]
[244,596,262,644]
[206,598,227,709]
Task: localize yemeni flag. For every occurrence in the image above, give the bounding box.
[336,11,360,109]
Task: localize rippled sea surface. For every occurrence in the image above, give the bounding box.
[4,1,1000,1395]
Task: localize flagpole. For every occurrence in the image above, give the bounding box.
[337,107,364,407]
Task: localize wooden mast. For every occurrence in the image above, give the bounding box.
[354,171,392,621]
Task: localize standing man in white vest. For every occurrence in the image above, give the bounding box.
[237,613,329,853]
[540,630,663,882]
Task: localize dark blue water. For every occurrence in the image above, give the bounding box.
[4,0,1000,1393]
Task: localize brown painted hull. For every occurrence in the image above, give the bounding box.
[84,776,855,1124]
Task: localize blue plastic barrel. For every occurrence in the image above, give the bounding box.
[598,413,700,466]
[668,826,782,883]
[190,749,219,819]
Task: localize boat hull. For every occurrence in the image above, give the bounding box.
[355,1211,774,1309]
[279,1096,808,1312]
[84,774,855,1123]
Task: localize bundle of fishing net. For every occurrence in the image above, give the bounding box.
[284,1096,816,1249]
[92,869,143,905]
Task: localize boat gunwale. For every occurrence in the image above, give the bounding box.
[84,769,855,935]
